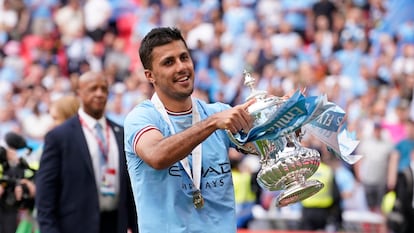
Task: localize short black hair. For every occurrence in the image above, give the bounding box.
[139,27,188,70]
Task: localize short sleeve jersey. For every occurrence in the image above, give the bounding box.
[124,98,237,233]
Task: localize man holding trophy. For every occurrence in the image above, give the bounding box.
[124,27,255,233]
[124,26,361,233]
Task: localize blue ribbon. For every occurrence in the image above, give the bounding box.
[233,90,333,143]
[232,90,361,164]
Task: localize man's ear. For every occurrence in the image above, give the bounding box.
[144,69,155,84]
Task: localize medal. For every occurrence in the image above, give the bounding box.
[193,189,204,209]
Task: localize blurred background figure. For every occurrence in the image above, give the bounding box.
[0,132,36,233]
[230,148,260,229]
[27,94,81,167]
[35,72,137,233]
[355,122,394,213]
[300,150,342,232]
[48,95,80,127]
[388,119,414,192]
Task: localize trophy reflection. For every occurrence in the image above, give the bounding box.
[229,70,324,207]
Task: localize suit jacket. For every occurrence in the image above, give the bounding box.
[35,115,138,233]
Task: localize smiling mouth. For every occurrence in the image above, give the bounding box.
[176,76,190,82]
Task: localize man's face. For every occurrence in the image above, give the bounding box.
[78,75,109,118]
[145,40,195,101]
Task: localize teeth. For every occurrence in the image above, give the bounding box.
[177,77,189,82]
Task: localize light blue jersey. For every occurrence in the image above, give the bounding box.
[124,98,237,233]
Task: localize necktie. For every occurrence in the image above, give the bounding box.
[95,122,107,166]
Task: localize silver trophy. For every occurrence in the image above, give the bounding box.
[229,70,324,207]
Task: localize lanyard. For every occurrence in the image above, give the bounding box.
[79,117,110,162]
[151,94,202,192]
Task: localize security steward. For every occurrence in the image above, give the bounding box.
[300,158,342,231]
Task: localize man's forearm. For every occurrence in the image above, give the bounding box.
[147,117,219,169]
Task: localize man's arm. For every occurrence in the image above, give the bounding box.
[135,101,254,170]
[35,131,62,233]
[387,150,400,191]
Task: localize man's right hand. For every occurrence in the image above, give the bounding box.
[212,99,255,134]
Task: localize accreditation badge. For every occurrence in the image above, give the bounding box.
[100,167,116,196]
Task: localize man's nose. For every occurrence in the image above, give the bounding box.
[175,59,188,72]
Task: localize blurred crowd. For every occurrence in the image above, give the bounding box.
[2,0,414,231]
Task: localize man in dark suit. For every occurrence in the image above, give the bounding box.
[35,71,138,233]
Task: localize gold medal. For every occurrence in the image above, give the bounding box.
[192,189,204,209]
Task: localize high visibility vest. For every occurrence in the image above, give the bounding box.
[0,160,37,181]
[232,169,256,204]
[301,162,334,208]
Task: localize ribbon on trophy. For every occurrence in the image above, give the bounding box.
[304,105,362,164]
[231,90,361,165]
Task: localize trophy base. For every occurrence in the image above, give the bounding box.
[275,179,324,207]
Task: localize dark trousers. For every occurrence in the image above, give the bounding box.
[100,210,118,233]
[301,207,331,230]
[0,207,18,233]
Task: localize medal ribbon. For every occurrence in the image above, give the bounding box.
[151,94,202,193]
[79,117,110,163]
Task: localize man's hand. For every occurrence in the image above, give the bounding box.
[0,185,4,197]
[15,179,36,200]
[213,98,255,134]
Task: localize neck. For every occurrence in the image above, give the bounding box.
[155,93,192,112]
[83,108,104,120]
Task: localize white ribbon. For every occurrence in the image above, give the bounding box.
[151,94,202,191]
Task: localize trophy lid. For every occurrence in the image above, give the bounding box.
[243,70,283,114]
[243,70,267,101]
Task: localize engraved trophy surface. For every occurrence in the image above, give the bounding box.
[229,70,324,207]
[256,132,323,207]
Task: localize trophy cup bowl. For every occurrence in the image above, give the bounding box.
[255,133,324,207]
[229,70,324,207]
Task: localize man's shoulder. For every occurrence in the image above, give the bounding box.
[124,100,158,122]
[395,138,414,148]
[128,100,156,114]
[196,99,231,113]
[46,115,79,136]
